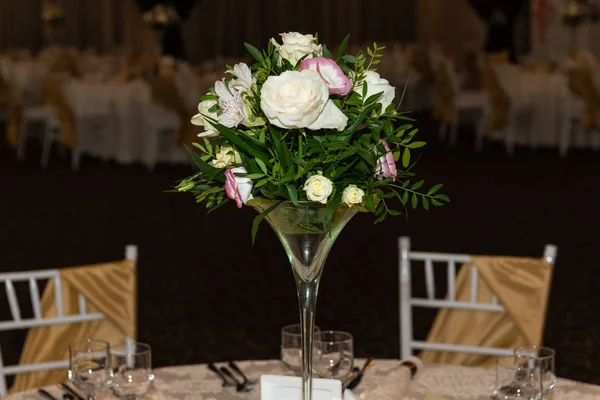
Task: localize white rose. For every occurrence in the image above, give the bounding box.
[260,70,348,131]
[342,185,365,206]
[303,171,333,204]
[271,32,323,66]
[354,71,396,113]
[212,146,241,168]
[191,97,219,138]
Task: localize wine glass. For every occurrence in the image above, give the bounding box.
[314,330,354,381]
[515,346,556,396]
[109,342,155,400]
[493,356,544,399]
[280,323,320,374]
[68,339,110,400]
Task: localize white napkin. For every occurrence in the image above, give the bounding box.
[346,356,424,400]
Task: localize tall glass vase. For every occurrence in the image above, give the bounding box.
[252,201,356,400]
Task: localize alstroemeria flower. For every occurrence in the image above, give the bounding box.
[215,80,250,128]
[299,57,352,95]
[225,167,254,208]
[375,140,397,181]
[227,63,256,93]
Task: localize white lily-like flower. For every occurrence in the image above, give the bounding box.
[214,80,250,128]
[227,63,256,93]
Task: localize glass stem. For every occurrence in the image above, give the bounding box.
[293,268,321,400]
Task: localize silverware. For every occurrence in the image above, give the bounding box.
[62,394,74,400]
[344,357,376,390]
[38,389,59,400]
[220,366,251,392]
[207,362,234,387]
[56,383,84,400]
[228,361,257,386]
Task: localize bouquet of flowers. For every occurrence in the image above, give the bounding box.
[176,32,449,240]
[142,3,180,31]
[563,0,599,27]
[42,3,65,27]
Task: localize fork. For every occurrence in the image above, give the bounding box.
[220,366,251,392]
[228,361,257,386]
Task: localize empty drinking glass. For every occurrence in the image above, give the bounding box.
[515,346,556,396]
[280,323,320,374]
[68,339,111,400]
[314,330,354,381]
[493,356,544,400]
[109,342,154,400]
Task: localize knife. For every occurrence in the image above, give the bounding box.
[38,389,59,400]
[57,383,84,400]
[344,357,376,390]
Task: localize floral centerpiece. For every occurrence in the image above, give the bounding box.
[563,0,599,27]
[42,3,65,27]
[175,32,448,400]
[142,3,180,32]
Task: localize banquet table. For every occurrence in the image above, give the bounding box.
[6,359,600,400]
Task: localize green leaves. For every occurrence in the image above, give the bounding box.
[336,34,350,59]
[244,42,264,63]
[174,35,449,242]
[251,201,280,244]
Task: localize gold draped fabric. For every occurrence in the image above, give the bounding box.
[463,51,483,91]
[150,73,196,146]
[433,65,454,124]
[482,63,510,131]
[409,47,437,86]
[420,256,554,368]
[568,64,600,129]
[41,74,79,149]
[117,57,158,82]
[48,51,81,78]
[10,259,137,393]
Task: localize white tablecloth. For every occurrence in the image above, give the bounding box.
[6,359,600,400]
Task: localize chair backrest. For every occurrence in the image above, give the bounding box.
[398,237,557,360]
[0,245,138,395]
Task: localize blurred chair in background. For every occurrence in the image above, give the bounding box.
[0,245,138,395]
[399,236,556,368]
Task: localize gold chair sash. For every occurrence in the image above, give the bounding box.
[409,47,437,86]
[117,57,158,82]
[41,74,78,149]
[482,63,510,131]
[419,256,553,368]
[433,65,454,124]
[568,64,600,129]
[150,73,197,146]
[10,259,137,393]
[49,51,81,78]
[489,51,509,64]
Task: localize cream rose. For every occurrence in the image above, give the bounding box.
[260,70,348,131]
[354,71,396,113]
[271,32,323,66]
[212,146,241,168]
[303,171,333,204]
[342,185,365,206]
[191,97,219,137]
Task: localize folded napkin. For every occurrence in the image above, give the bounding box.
[345,356,424,400]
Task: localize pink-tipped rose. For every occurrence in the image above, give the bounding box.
[225,167,254,208]
[375,140,397,181]
[299,57,352,95]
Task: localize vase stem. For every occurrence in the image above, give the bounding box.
[294,270,321,400]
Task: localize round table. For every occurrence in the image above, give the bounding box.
[6,359,600,400]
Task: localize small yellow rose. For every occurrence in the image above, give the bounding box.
[342,185,365,207]
[212,146,241,169]
[303,171,333,204]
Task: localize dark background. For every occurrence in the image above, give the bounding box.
[3,0,600,387]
